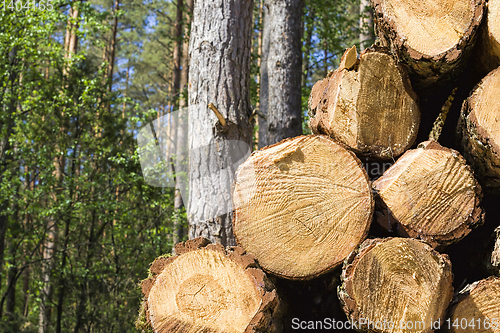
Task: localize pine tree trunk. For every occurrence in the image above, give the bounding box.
[359,0,374,50]
[138,237,283,332]
[372,0,484,88]
[188,0,254,246]
[233,135,373,280]
[339,238,454,333]
[458,66,500,193]
[258,0,303,148]
[309,46,420,160]
[373,140,484,248]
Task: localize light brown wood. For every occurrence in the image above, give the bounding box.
[476,0,500,75]
[339,238,454,333]
[459,66,500,193]
[232,135,373,280]
[308,46,419,160]
[448,277,500,333]
[373,140,484,248]
[137,238,282,333]
[372,0,484,87]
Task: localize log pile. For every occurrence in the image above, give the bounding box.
[138,0,500,331]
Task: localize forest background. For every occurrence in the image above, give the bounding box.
[0,0,373,331]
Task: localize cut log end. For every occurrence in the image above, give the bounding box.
[459,66,500,193]
[448,277,500,333]
[373,140,483,248]
[233,135,373,280]
[138,237,282,333]
[339,238,454,333]
[476,0,500,75]
[372,0,484,87]
[308,47,419,160]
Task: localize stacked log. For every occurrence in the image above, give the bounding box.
[339,238,454,333]
[447,277,500,333]
[309,46,420,160]
[458,66,500,192]
[137,0,500,331]
[232,135,373,280]
[372,0,484,88]
[373,140,484,249]
[137,237,283,332]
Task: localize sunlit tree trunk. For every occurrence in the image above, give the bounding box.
[359,0,374,50]
[188,0,254,246]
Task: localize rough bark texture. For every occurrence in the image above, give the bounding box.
[339,238,454,333]
[137,237,283,333]
[487,226,500,276]
[447,276,500,333]
[373,140,484,249]
[233,135,373,280]
[188,0,254,247]
[258,0,303,148]
[372,0,484,89]
[309,46,420,160]
[458,66,500,193]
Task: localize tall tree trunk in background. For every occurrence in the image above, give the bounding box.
[302,6,314,87]
[188,0,254,246]
[258,1,270,148]
[39,6,77,331]
[359,0,374,50]
[173,0,192,247]
[258,0,303,148]
[106,0,120,93]
[253,0,264,151]
[0,44,17,319]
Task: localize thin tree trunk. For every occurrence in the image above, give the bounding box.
[259,0,303,148]
[302,6,314,87]
[106,0,120,93]
[254,0,263,151]
[258,1,270,148]
[188,0,254,246]
[173,0,192,247]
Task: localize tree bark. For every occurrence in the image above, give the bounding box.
[138,237,283,332]
[373,140,484,249]
[339,238,454,333]
[309,46,420,160]
[458,66,500,193]
[258,0,303,148]
[372,0,484,89]
[188,0,254,246]
[233,135,373,280]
